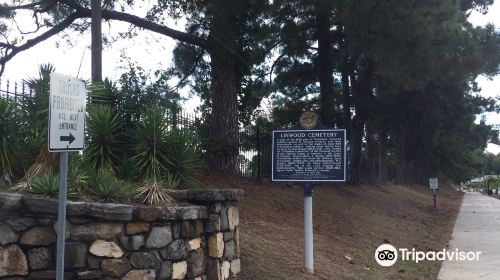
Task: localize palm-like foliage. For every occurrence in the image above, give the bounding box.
[132,106,201,187]
[0,99,18,187]
[22,64,53,132]
[68,155,90,197]
[89,171,135,202]
[85,105,122,172]
[27,172,76,198]
[18,64,58,183]
[163,131,201,187]
[132,106,170,179]
[27,172,60,198]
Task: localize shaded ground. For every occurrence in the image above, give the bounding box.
[208,178,463,280]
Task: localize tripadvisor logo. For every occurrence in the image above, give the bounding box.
[375,244,398,267]
[375,244,482,267]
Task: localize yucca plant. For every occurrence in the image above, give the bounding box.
[84,105,122,173]
[135,174,178,206]
[27,172,59,198]
[0,99,18,187]
[114,154,138,182]
[89,171,135,202]
[26,172,76,198]
[68,156,90,198]
[163,130,201,188]
[132,106,170,179]
[17,64,58,185]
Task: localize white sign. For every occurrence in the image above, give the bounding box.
[429,178,439,189]
[48,73,86,151]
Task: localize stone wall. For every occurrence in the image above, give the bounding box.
[0,189,243,280]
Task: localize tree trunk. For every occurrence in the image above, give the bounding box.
[378,129,388,184]
[339,27,351,132]
[206,0,242,175]
[208,49,239,175]
[91,0,102,82]
[394,129,407,184]
[315,5,336,126]
[366,120,376,185]
[350,115,364,185]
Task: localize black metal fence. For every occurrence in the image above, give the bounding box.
[0,79,271,179]
[0,80,34,102]
[238,122,275,180]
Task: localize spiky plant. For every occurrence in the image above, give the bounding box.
[131,106,178,205]
[0,99,18,187]
[18,64,58,185]
[163,130,201,188]
[132,106,170,179]
[89,171,135,203]
[26,172,76,198]
[84,105,122,173]
[27,172,59,198]
[68,155,90,198]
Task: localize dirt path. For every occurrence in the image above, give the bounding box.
[438,192,500,280]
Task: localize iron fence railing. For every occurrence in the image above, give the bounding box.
[0,80,34,102]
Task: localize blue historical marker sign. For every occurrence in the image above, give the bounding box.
[271,113,346,182]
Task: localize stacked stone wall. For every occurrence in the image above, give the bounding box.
[0,189,243,280]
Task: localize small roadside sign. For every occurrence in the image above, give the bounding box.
[48,72,86,280]
[429,178,439,190]
[48,73,86,151]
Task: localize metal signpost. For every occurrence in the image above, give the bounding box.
[271,112,346,274]
[429,178,439,209]
[49,73,86,280]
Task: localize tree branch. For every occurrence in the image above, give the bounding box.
[13,18,42,35]
[269,53,286,84]
[3,0,54,11]
[1,0,212,76]
[60,0,211,50]
[103,10,211,50]
[0,12,82,77]
[0,42,15,49]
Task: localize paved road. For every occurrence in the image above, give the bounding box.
[438,192,500,279]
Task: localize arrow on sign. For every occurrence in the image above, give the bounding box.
[60,133,76,145]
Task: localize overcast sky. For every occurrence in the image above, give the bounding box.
[1,2,500,152]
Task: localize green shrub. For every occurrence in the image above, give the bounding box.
[163,131,201,188]
[132,107,201,188]
[114,154,138,182]
[135,174,178,206]
[89,171,135,202]
[26,172,78,198]
[68,156,90,197]
[84,106,122,173]
[27,173,59,198]
[132,106,170,180]
[0,99,18,187]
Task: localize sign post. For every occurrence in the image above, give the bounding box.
[304,182,313,273]
[49,73,86,280]
[429,178,438,210]
[271,112,346,274]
